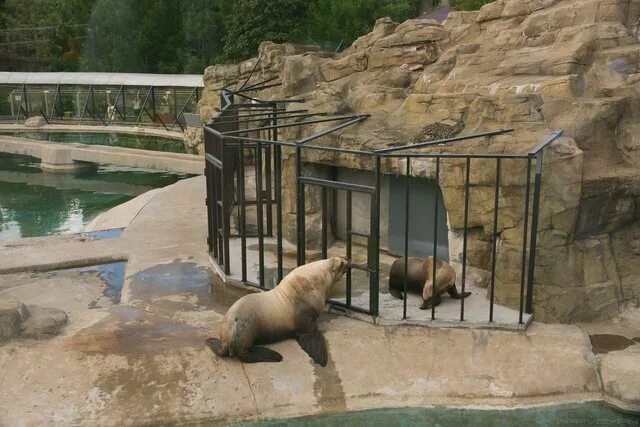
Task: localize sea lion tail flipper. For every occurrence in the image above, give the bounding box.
[389,288,405,300]
[240,346,283,363]
[296,330,328,367]
[446,286,472,300]
[206,337,228,357]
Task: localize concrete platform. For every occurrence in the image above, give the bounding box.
[0,176,638,425]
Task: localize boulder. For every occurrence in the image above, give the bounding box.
[0,298,29,344]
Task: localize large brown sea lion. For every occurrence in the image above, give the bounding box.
[388,256,471,309]
[206,257,348,365]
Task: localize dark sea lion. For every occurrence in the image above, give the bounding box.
[420,256,471,310]
[206,257,348,366]
[388,257,428,300]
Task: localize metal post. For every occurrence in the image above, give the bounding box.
[519,158,532,324]
[460,157,471,321]
[221,138,231,276]
[431,158,440,321]
[239,140,247,283]
[205,161,214,253]
[322,187,328,259]
[369,155,381,316]
[151,86,156,123]
[296,145,305,266]
[346,191,352,307]
[274,114,283,282]
[526,152,544,314]
[489,158,501,322]
[403,157,410,320]
[256,141,265,287]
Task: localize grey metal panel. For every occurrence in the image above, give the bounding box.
[0,72,204,87]
[388,175,449,260]
[184,113,202,127]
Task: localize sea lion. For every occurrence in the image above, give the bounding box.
[420,256,471,310]
[206,257,348,366]
[388,257,427,300]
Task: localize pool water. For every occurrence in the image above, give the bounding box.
[3,131,188,153]
[241,403,639,426]
[0,152,191,240]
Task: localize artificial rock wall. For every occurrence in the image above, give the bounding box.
[195,0,640,323]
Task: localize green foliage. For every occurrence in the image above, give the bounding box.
[305,0,418,52]
[221,0,310,62]
[0,0,422,72]
[452,0,493,11]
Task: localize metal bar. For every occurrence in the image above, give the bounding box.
[239,56,262,90]
[170,87,196,130]
[431,158,440,321]
[239,140,247,283]
[221,139,231,275]
[489,158,501,322]
[322,187,328,259]
[218,134,377,156]
[346,190,352,307]
[274,142,283,283]
[135,86,153,125]
[211,112,323,127]
[328,300,372,316]
[298,116,369,145]
[526,152,544,314]
[403,156,410,320]
[296,145,305,266]
[256,141,265,287]
[299,176,375,194]
[111,85,125,122]
[236,75,277,92]
[79,84,93,122]
[222,115,368,135]
[375,129,515,153]
[206,163,215,254]
[151,86,156,124]
[380,152,529,159]
[519,157,532,324]
[235,81,281,93]
[369,155,381,316]
[460,157,471,322]
[529,130,564,155]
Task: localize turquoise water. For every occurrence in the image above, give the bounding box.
[240,403,639,426]
[2,131,188,153]
[0,152,191,240]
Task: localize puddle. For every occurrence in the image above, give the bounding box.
[84,228,125,240]
[51,262,126,304]
[589,334,639,354]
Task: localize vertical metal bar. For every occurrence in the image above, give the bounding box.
[205,161,214,253]
[256,141,265,287]
[122,89,126,121]
[519,157,532,324]
[489,158,501,322]
[151,86,156,123]
[221,138,231,276]
[526,152,544,314]
[460,157,471,322]
[265,139,273,237]
[239,140,247,283]
[296,145,306,266]
[274,114,283,282]
[369,156,381,316]
[403,157,410,320]
[346,191,352,307]
[431,158,440,321]
[322,187,328,259]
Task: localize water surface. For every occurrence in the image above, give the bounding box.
[0,152,191,239]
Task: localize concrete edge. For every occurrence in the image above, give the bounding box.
[0,123,184,140]
[0,254,129,275]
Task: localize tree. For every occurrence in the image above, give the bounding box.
[221,0,310,62]
[452,0,493,11]
[305,0,418,52]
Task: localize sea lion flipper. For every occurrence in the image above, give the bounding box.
[420,295,442,310]
[206,337,228,357]
[389,288,405,300]
[240,346,283,363]
[446,286,472,300]
[296,330,328,367]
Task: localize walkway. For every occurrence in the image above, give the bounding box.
[0,176,638,425]
[0,134,203,175]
